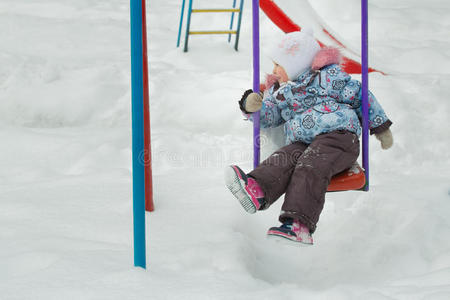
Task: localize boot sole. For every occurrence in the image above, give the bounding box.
[266,232,313,246]
[224,166,257,214]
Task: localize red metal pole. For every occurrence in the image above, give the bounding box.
[142,0,154,211]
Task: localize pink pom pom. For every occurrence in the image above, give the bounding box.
[311,47,342,70]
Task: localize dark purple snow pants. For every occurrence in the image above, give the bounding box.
[248,130,360,233]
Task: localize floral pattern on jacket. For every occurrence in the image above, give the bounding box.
[249,64,390,145]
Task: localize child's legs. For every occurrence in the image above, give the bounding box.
[280,131,360,233]
[248,141,308,207]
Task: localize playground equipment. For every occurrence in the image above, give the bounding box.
[177,0,245,52]
[129,0,371,268]
[130,0,153,269]
[327,163,366,192]
[251,0,371,191]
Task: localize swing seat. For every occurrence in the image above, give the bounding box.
[327,163,366,192]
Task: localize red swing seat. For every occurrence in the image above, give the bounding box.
[327,163,366,192]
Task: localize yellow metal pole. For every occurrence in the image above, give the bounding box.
[192,8,240,13]
[189,30,237,35]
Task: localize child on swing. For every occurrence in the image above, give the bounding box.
[225,29,393,245]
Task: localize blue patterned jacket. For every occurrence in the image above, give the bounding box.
[249,64,391,145]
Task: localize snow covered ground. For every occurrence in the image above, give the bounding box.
[0,0,449,299]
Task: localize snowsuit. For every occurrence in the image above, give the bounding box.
[249,64,391,144]
[246,62,392,233]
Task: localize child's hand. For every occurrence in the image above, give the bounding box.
[245,92,263,112]
[265,74,281,89]
[375,129,393,150]
[238,90,263,113]
[238,89,253,113]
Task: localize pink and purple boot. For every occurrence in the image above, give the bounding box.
[225,165,266,214]
[267,219,313,245]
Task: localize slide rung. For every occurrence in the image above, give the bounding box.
[192,9,240,13]
[189,30,237,35]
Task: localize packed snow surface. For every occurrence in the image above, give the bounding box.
[1,0,449,299]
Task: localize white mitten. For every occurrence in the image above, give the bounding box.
[375,128,393,150]
[245,92,263,112]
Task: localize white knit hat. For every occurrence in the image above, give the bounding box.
[270,29,320,80]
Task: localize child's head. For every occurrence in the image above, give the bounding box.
[270,29,320,81]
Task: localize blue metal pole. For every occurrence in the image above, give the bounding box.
[177,0,187,47]
[130,0,146,268]
[228,0,237,42]
[183,0,193,52]
[252,0,260,168]
[234,0,244,51]
[361,0,369,191]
